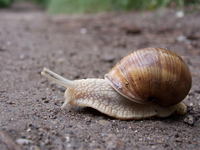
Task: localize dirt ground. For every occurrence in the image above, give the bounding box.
[0,2,200,150]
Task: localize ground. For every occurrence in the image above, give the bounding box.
[0,2,200,150]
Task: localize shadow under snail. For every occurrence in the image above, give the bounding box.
[41,48,192,120]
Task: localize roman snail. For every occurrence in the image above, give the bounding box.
[41,48,192,120]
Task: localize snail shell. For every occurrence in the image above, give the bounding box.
[105,48,192,107]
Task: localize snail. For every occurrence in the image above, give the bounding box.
[41,48,192,120]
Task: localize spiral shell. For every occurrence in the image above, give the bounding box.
[105,48,192,107]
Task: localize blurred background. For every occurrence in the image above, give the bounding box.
[1,0,200,150]
[0,0,200,13]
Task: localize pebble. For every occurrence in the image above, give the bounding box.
[184,115,195,125]
[0,47,7,51]
[120,24,142,35]
[104,134,124,149]
[189,103,194,106]
[134,130,138,133]
[44,138,50,145]
[98,120,109,126]
[43,99,49,103]
[176,11,184,18]
[176,35,188,42]
[56,58,65,64]
[26,128,31,132]
[80,28,87,34]
[41,97,49,103]
[6,41,11,46]
[65,135,70,142]
[194,89,200,93]
[101,55,115,63]
[30,145,41,150]
[19,54,27,60]
[16,138,33,145]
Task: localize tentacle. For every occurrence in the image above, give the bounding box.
[41,68,74,88]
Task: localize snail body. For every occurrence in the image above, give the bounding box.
[41,48,191,120]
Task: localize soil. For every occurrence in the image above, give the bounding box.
[0,2,200,150]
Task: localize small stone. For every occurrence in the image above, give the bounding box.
[41,97,46,100]
[80,28,87,34]
[139,138,143,141]
[175,138,182,142]
[175,133,179,138]
[6,41,11,46]
[104,133,124,149]
[189,103,193,106]
[26,128,31,132]
[43,99,49,103]
[176,35,187,42]
[19,54,26,60]
[42,97,49,103]
[16,138,33,145]
[151,145,157,149]
[7,101,15,105]
[120,24,142,35]
[134,130,138,133]
[194,89,200,93]
[184,115,195,125]
[65,134,70,142]
[57,58,65,64]
[30,145,40,150]
[176,11,184,18]
[44,138,50,145]
[98,120,109,126]
[101,55,115,63]
[0,47,7,51]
